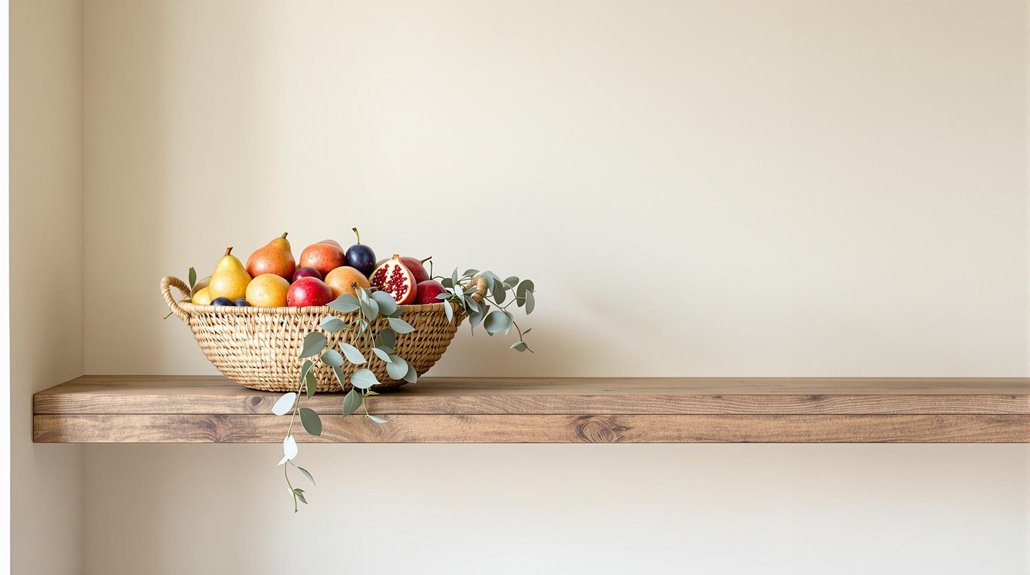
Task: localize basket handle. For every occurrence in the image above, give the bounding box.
[467,275,489,302]
[161,276,193,322]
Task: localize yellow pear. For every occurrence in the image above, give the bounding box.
[191,286,212,305]
[208,247,251,301]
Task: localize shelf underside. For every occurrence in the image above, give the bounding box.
[33,376,1030,443]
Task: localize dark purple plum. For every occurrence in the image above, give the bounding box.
[345,227,377,276]
[210,297,235,306]
[292,266,323,282]
[234,298,250,306]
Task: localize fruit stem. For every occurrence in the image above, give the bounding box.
[281,232,288,239]
[352,227,361,245]
[420,256,432,264]
[224,246,233,256]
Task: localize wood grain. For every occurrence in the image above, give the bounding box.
[31,376,1030,443]
[33,414,1030,443]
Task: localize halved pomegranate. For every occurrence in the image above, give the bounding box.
[370,254,417,305]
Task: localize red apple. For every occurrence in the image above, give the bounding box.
[287,277,334,307]
[292,266,323,282]
[416,279,447,305]
[299,241,346,276]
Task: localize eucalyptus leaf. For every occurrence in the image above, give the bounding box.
[305,370,317,398]
[443,300,454,324]
[297,466,315,486]
[468,308,484,332]
[360,297,380,322]
[462,268,479,278]
[188,267,197,289]
[403,362,418,384]
[511,341,528,352]
[436,292,450,300]
[350,368,379,390]
[367,414,388,424]
[375,328,396,350]
[271,392,297,416]
[386,355,408,380]
[451,269,459,288]
[320,316,345,333]
[333,366,347,390]
[483,310,512,335]
[299,360,313,385]
[338,342,366,364]
[503,276,519,288]
[300,408,323,436]
[441,277,454,289]
[342,389,362,416]
[370,291,398,316]
[463,296,479,314]
[388,317,415,334]
[279,435,298,465]
[371,347,392,363]
[525,290,535,314]
[294,488,308,504]
[492,280,506,303]
[328,294,360,313]
[321,349,344,368]
[517,279,535,299]
[299,332,327,358]
[357,288,370,304]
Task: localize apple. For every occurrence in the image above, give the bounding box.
[416,280,447,304]
[287,277,334,307]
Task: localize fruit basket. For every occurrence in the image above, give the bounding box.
[160,275,487,392]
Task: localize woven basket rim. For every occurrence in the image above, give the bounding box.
[176,299,450,316]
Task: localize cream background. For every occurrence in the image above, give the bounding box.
[10,0,84,574]
[12,0,1030,573]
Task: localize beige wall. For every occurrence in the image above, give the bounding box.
[72,0,1030,573]
[10,0,85,574]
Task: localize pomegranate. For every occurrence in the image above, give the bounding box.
[370,254,417,305]
[375,255,431,284]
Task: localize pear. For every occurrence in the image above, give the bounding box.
[208,247,251,301]
[246,232,296,281]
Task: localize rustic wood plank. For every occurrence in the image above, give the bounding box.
[32,376,1030,415]
[33,414,1030,443]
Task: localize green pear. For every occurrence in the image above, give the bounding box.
[208,247,251,301]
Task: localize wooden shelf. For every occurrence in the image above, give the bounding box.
[33,376,1030,443]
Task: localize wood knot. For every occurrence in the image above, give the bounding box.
[574,416,628,443]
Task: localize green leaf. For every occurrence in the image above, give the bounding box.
[371,347,392,363]
[272,392,297,416]
[338,342,366,364]
[342,389,362,416]
[360,297,380,322]
[328,294,360,313]
[386,355,408,380]
[462,268,480,278]
[320,316,345,333]
[299,332,327,358]
[468,309,484,333]
[188,267,197,289]
[402,362,417,384]
[442,300,454,324]
[321,349,344,368]
[333,366,347,390]
[350,368,379,390]
[517,279,535,298]
[511,341,528,352]
[441,277,454,289]
[503,276,519,288]
[300,407,322,436]
[451,269,459,290]
[367,414,388,424]
[293,488,308,505]
[279,435,298,465]
[483,310,512,335]
[388,317,415,334]
[370,291,398,316]
[299,360,313,386]
[492,280,506,304]
[525,290,535,314]
[463,295,479,314]
[297,466,315,486]
[375,328,396,350]
[305,369,317,398]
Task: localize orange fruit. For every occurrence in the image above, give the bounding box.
[245,273,290,307]
[324,266,371,298]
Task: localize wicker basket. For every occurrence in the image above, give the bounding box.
[160,275,485,392]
